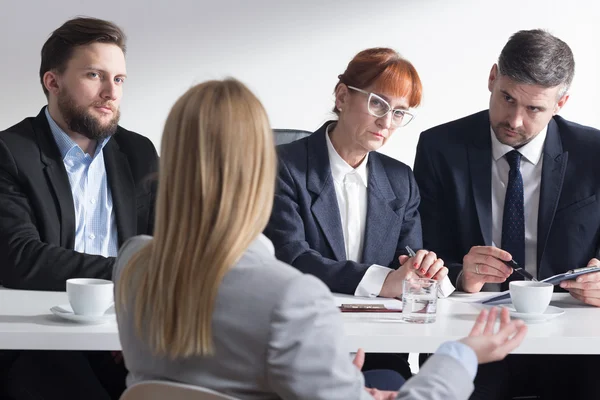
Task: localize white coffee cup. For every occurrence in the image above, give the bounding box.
[509,281,553,314]
[66,278,114,316]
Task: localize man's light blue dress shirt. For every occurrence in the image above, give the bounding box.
[45,108,118,257]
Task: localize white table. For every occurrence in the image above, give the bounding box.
[2,289,600,354]
[337,292,600,355]
[0,289,119,350]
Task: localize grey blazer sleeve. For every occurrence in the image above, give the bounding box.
[266,274,372,400]
[396,354,474,400]
[112,235,152,281]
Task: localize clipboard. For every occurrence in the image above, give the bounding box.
[481,265,600,305]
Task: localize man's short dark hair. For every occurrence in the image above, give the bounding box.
[498,29,574,97]
[39,17,126,98]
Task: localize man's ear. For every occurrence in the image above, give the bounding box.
[488,64,499,92]
[42,70,61,96]
[554,93,570,115]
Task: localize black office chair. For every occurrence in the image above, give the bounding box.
[272,128,311,145]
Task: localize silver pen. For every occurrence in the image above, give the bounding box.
[405,246,417,258]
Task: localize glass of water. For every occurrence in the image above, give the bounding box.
[402,278,438,323]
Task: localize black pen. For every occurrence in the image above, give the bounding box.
[502,258,537,281]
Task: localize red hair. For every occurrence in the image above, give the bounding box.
[334,48,423,114]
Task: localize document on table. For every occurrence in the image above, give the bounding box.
[333,293,403,310]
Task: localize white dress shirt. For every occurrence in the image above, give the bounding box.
[326,125,454,297]
[490,126,547,279]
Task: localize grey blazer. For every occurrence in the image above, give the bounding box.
[114,234,474,400]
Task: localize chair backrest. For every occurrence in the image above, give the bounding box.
[120,380,240,400]
[273,128,311,145]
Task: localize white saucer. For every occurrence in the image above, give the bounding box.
[50,304,115,324]
[503,305,565,323]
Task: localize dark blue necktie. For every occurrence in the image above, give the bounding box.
[501,150,525,289]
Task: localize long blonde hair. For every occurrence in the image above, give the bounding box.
[116,79,276,358]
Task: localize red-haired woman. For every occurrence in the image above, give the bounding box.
[265,48,455,380]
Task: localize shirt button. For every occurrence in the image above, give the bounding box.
[89,234,95,240]
[90,198,96,204]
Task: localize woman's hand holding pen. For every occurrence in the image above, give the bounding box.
[461,246,514,293]
[403,250,448,281]
[379,249,448,298]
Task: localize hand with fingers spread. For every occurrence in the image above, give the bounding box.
[461,246,514,293]
[560,259,600,307]
[460,307,527,364]
[379,249,448,298]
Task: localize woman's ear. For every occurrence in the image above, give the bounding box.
[334,84,349,113]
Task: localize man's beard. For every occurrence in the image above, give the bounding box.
[58,90,120,140]
[492,122,529,148]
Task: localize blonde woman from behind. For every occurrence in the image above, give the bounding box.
[113,79,527,400]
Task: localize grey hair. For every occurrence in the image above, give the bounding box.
[498,29,575,98]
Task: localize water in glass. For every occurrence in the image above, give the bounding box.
[402,278,438,323]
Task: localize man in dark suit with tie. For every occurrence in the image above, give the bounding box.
[0,17,157,399]
[414,29,600,399]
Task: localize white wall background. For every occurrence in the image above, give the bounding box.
[1,0,599,167]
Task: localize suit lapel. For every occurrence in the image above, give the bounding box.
[307,124,346,261]
[35,110,77,248]
[103,137,136,246]
[361,154,401,265]
[467,113,493,246]
[537,119,568,270]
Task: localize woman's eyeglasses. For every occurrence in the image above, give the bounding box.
[347,86,415,127]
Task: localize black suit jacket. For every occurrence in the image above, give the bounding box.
[264,122,422,294]
[0,108,158,290]
[414,110,600,288]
